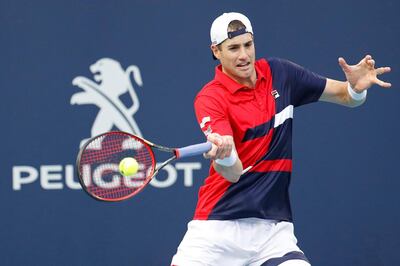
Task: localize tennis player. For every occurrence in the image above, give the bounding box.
[171,12,391,266]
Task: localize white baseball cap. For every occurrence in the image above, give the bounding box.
[210,12,253,45]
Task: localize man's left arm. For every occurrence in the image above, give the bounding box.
[319,55,391,107]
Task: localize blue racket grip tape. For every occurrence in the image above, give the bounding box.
[176,141,212,158]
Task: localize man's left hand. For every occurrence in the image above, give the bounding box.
[338,55,391,93]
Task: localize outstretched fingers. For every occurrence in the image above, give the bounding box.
[367,58,375,68]
[339,55,392,90]
[376,66,391,75]
[374,77,392,88]
[338,57,351,72]
[375,66,392,88]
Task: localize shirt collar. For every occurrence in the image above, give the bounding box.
[214,60,266,94]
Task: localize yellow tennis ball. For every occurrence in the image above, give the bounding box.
[119,157,139,176]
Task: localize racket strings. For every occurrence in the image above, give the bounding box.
[79,132,155,200]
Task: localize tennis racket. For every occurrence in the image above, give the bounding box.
[76,131,212,202]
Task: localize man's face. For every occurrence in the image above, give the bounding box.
[212,33,256,86]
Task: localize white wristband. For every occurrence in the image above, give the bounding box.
[215,149,238,167]
[347,83,367,101]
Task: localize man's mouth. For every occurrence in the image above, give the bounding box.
[237,62,250,69]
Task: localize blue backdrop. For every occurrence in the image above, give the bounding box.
[1,1,399,265]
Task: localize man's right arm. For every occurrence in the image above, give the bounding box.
[194,94,243,183]
[203,133,243,183]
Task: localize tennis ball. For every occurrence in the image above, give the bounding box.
[119,157,139,176]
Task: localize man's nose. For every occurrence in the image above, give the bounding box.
[238,46,248,60]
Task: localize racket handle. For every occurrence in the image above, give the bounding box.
[176,141,212,158]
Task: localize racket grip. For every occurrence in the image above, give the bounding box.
[176,141,212,158]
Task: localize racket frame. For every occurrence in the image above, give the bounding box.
[76,131,209,202]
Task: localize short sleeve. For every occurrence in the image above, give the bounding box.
[194,94,233,137]
[268,58,327,107]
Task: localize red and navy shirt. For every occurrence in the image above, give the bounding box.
[194,58,326,221]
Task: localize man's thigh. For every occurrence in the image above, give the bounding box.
[249,222,310,266]
[171,220,253,266]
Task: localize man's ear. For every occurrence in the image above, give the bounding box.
[210,45,220,60]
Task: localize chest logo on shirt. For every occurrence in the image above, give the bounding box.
[271,90,280,99]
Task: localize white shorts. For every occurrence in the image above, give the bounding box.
[171,218,310,266]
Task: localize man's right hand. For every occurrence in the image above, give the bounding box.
[203,133,234,160]
[203,133,243,183]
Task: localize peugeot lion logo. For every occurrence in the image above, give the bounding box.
[71,58,143,147]
[11,58,202,191]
